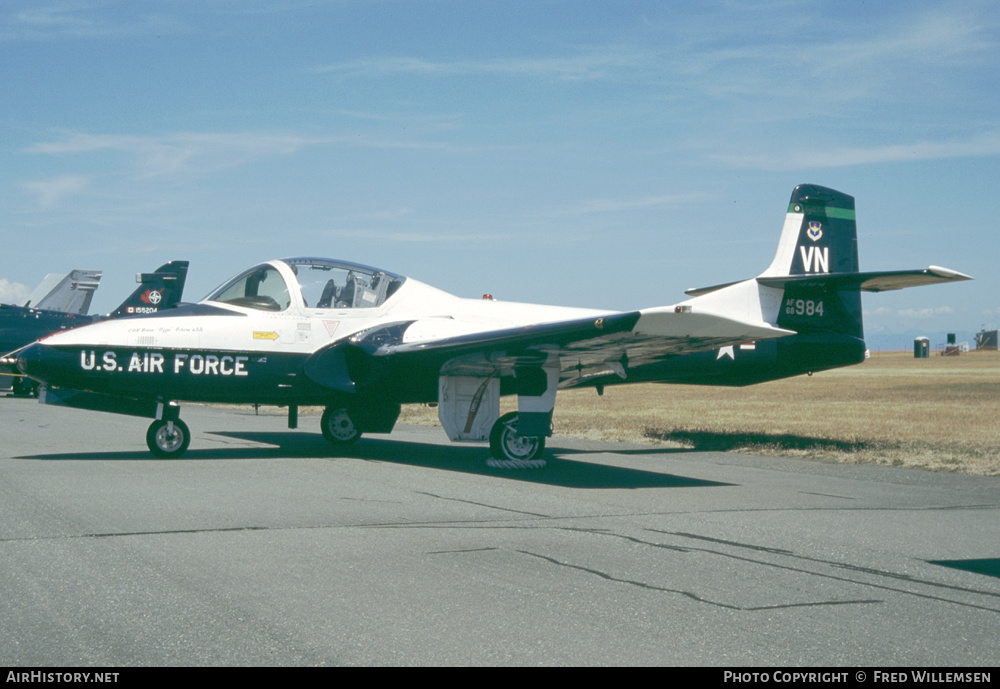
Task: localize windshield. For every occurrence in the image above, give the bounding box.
[285,258,404,310]
[207,265,291,311]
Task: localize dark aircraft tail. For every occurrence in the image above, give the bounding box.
[109,261,190,318]
[754,184,970,340]
[685,185,866,339]
[670,184,970,384]
[757,184,865,339]
[686,184,970,342]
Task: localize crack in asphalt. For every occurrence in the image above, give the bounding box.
[642,531,1000,613]
[2,510,995,615]
[415,491,550,517]
[661,530,1000,601]
[516,549,881,611]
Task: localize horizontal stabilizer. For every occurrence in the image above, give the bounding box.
[684,280,743,297]
[757,266,972,293]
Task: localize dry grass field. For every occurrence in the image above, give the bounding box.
[398,350,1000,476]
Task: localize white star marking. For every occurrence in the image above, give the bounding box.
[716,346,735,360]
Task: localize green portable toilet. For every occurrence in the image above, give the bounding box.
[914,336,930,358]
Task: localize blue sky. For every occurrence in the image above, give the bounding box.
[1,0,996,348]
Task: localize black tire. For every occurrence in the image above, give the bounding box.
[146,418,191,459]
[321,406,362,446]
[489,412,545,462]
[11,377,37,397]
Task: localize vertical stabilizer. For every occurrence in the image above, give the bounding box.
[760,185,858,278]
[27,270,103,314]
[109,261,189,317]
[760,185,863,339]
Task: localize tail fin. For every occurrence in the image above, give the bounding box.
[758,185,864,338]
[754,184,971,340]
[684,184,970,342]
[760,184,859,278]
[109,261,189,318]
[25,269,103,314]
[674,184,969,383]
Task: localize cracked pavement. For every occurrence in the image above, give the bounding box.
[2,401,997,665]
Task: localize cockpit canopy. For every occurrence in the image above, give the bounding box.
[206,258,405,312]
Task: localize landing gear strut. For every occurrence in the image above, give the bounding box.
[488,412,546,468]
[146,418,191,459]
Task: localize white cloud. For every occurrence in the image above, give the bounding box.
[553,192,710,217]
[28,131,339,178]
[20,175,90,208]
[0,279,30,305]
[314,50,648,82]
[867,305,955,320]
[330,228,502,243]
[712,132,1000,171]
[808,6,997,75]
[1,2,184,40]
[26,129,466,181]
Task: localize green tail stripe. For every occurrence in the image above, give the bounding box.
[787,204,856,220]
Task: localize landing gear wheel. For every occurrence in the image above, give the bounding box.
[146,418,191,459]
[488,412,546,469]
[11,377,37,397]
[10,378,31,397]
[321,406,362,446]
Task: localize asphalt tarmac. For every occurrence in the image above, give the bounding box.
[1,398,998,666]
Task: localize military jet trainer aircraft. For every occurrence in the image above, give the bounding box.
[2,262,188,396]
[15,186,969,465]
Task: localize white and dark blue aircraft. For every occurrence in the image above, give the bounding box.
[1,262,188,396]
[14,186,970,465]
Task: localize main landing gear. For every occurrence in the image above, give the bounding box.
[146,418,191,459]
[317,404,546,467]
[317,399,400,451]
[487,412,546,469]
[320,405,362,446]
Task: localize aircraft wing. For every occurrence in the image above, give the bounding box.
[306,308,794,392]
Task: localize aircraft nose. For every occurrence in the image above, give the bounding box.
[16,343,42,376]
[16,342,57,381]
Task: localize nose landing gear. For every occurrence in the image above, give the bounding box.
[146,418,191,459]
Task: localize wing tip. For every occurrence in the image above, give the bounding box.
[927,265,973,282]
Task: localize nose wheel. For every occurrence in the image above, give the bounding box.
[146,418,191,459]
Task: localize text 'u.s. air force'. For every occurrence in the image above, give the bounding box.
[79,350,248,376]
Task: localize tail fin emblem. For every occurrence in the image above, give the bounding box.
[807,222,823,242]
